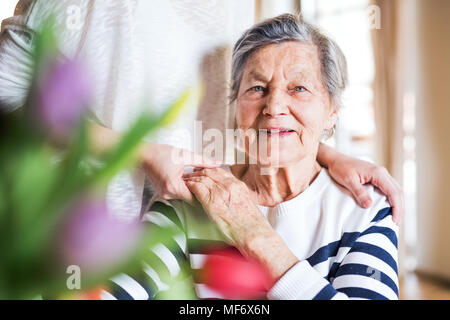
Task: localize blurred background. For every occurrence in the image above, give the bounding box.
[1,0,449,300]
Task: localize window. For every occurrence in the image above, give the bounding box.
[301,0,376,162]
[0,0,17,23]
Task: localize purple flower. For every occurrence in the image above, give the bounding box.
[59,195,142,274]
[36,59,91,137]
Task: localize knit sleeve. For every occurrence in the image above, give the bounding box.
[267,207,399,300]
[0,17,34,112]
[0,0,89,112]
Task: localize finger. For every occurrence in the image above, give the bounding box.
[177,183,194,204]
[158,180,193,202]
[371,175,404,225]
[185,175,230,205]
[349,181,373,209]
[184,174,213,184]
[183,168,232,185]
[185,179,228,228]
[182,170,207,178]
[386,182,405,226]
[391,200,403,225]
[185,179,211,205]
[205,167,234,181]
[181,149,222,168]
[184,175,218,190]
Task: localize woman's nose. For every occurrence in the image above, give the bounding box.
[262,88,290,117]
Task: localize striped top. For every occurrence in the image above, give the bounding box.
[101,168,399,300]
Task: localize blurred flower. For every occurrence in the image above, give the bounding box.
[81,286,105,300]
[36,59,91,137]
[58,195,142,274]
[200,248,271,300]
[57,286,105,300]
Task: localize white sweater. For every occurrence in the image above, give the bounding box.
[102,168,399,300]
[0,0,254,219]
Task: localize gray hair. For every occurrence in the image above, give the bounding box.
[230,14,348,109]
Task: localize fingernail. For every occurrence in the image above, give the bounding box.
[362,199,371,208]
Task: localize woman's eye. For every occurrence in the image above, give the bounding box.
[294,86,307,92]
[251,86,265,92]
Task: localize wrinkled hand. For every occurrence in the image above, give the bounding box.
[183,168,299,281]
[183,168,273,248]
[327,153,404,225]
[140,143,221,203]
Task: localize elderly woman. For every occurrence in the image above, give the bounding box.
[1,0,403,224]
[102,14,399,300]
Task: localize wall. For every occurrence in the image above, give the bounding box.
[416,0,450,280]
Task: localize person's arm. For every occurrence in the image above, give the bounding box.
[267,207,399,300]
[317,143,404,225]
[0,0,88,111]
[86,121,221,204]
[100,200,196,300]
[0,7,35,112]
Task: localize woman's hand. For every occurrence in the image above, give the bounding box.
[183,168,298,282]
[87,122,222,204]
[317,143,404,225]
[140,143,221,203]
[183,168,270,246]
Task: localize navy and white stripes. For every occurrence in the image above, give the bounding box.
[101,169,399,300]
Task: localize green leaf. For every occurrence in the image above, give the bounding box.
[33,16,59,76]
[24,15,59,128]
[52,119,91,197]
[8,146,62,259]
[159,84,203,127]
[10,146,59,228]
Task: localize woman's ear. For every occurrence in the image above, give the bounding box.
[324,105,338,131]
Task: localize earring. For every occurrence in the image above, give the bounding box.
[321,127,335,140]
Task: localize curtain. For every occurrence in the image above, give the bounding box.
[370,0,408,280]
[370,0,403,178]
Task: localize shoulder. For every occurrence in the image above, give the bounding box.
[1,0,92,57]
[2,1,83,29]
[320,169,398,235]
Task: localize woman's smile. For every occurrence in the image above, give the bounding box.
[259,127,299,137]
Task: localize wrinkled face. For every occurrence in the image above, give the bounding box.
[235,41,337,167]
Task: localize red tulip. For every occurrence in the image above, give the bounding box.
[81,286,106,300]
[201,248,271,300]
